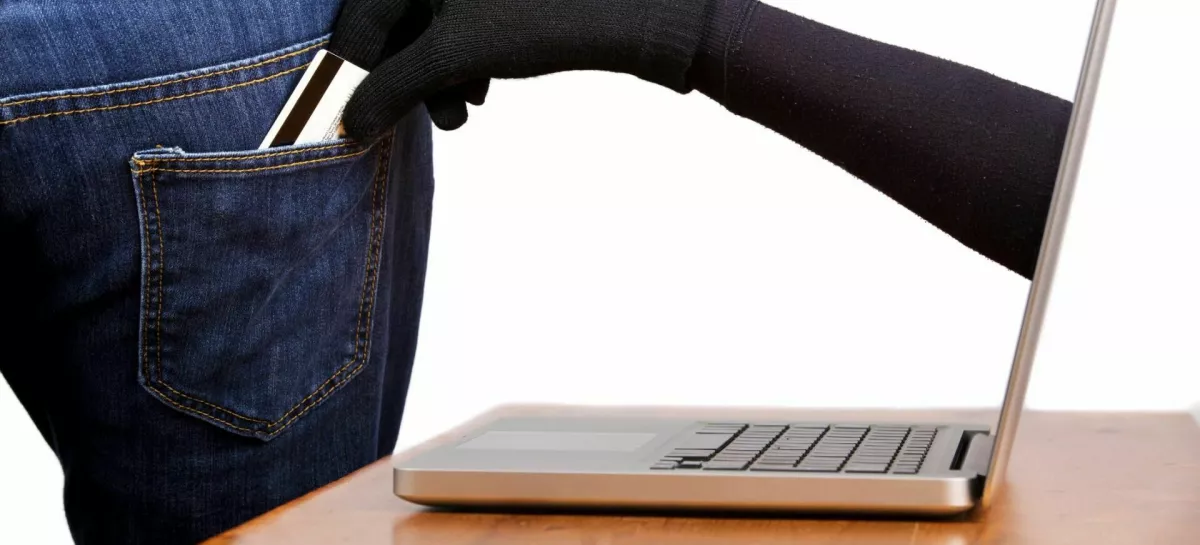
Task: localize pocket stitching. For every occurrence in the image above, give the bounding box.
[167,142,356,163]
[1,63,308,127]
[136,147,372,175]
[136,134,394,436]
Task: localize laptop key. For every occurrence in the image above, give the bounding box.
[798,460,845,468]
[713,460,755,466]
[806,460,850,467]
[855,456,898,463]
[762,452,801,459]
[844,460,892,470]
[844,464,889,473]
[797,457,842,464]
[713,451,755,457]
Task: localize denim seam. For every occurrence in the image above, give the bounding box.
[134,134,394,437]
[138,171,154,393]
[0,64,309,127]
[0,41,327,108]
[135,149,372,174]
[167,142,357,163]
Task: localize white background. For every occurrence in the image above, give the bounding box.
[3,0,1197,542]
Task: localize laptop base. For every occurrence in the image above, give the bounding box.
[393,413,993,516]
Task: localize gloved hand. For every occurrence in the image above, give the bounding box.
[330,0,715,139]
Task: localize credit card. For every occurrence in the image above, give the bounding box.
[259,49,368,149]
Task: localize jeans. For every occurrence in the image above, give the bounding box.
[1,1,433,543]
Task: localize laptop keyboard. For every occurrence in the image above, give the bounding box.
[650,423,938,474]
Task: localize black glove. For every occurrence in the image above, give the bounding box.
[329,0,489,133]
[330,0,715,139]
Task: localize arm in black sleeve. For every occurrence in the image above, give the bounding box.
[337,0,1071,277]
[689,0,1074,279]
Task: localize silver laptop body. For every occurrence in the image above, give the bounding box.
[392,0,1117,515]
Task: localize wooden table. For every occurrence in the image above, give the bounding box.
[207,405,1200,545]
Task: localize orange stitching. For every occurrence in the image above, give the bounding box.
[140,136,393,434]
[153,384,271,424]
[153,381,271,424]
[263,361,368,434]
[134,149,370,175]
[0,40,327,107]
[150,384,270,422]
[0,64,307,127]
[262,133,392,427]
[166,143,357,163]
[146,384,258,434]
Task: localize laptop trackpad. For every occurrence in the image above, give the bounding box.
[457,431,658,452]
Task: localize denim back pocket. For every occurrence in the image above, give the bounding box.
[130,136,393,441]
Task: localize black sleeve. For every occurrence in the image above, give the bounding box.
[689,0,1073,279]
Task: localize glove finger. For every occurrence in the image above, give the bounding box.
[343,33,449,140]
[330,0,422,68]
[424,78,490,130]
[425,93,469,131]
[460,79,490,106]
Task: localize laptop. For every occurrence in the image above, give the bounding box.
[392,0,1117,516]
